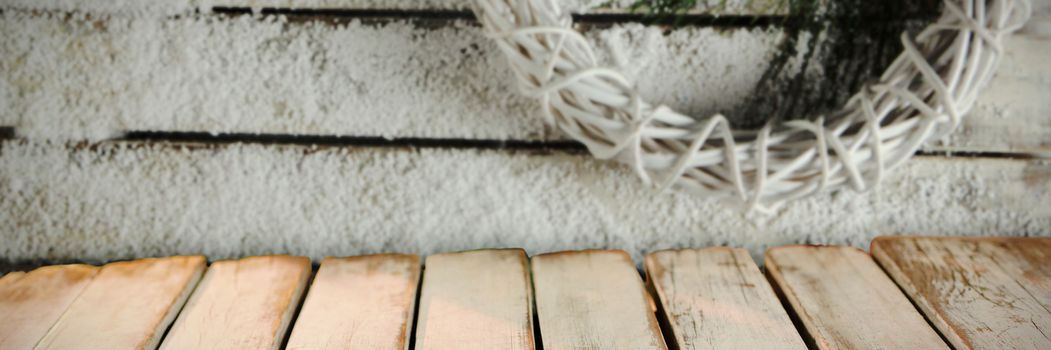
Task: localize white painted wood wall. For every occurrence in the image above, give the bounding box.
[1,0,1048,263]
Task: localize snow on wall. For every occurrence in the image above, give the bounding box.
[0,10,787,141]
[0,0,769,16]
[2,140,1048,264]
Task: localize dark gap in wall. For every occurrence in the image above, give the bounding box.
[0,127,15,140]
[119,131,590,153]
[208,6,934,28]
[115,130,1038,160]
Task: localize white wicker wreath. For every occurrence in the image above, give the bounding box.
[472,0,1031,212]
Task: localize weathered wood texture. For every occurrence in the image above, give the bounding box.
[645,248,806,350]
[532,250,666,350]
[0,0,814,15]
[35,256,206,350]
[161,256,312,350]
[765,246,949,350]
[415,249,535,350]
[1,6,1042,154]
[286,254,421,350]
[2,141,1048,262]
[872,236,1051,350]
[0,265,98,350]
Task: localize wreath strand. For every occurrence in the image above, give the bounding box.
[473,0,1031,212]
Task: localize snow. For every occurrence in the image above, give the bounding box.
[0,0,767,16]
[0,9,787,141]
[1,140,1047,263]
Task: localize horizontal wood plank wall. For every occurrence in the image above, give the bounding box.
[532,250,666,349]
[0,0,821,15]
[1,141,1048,262]
[0,265,98,350]
[35,256,206,350]
[1,4,1045,154]
[415,249,535,350]
[160,256,312,350]
[765,246,949,349]
[871,236,1051,350]
[286,254,420,350]
[645,248,806,350]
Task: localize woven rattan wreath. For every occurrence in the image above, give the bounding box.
[472,0,1031,212]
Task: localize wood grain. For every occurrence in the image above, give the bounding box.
[645,248,806,350]
[871,236,1051,350]
[4,9,1045,155]
[415,249,535,350]
[0,265,98,350]
[35,256,206,350]
[285,254,420,350]
[3,142,1049,263]
[531,250,666,350]
[765,246,949,350]
[160,255,312,350]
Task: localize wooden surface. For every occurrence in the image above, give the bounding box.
[415,249,535,350]
[286,254,421,350]
[765,246,949,350]
[1,0,1048,267]
[531,250,666,350]
[35,256,206,350]
[3,142,1048,263]
[160,255,312,350]
[872,236,1051,350]
[1,6,1045,155]
[645,248,806,350]
[0,265,98,350]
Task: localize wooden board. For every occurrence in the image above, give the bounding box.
[1,0,802,15]
[160,255,312,350]
[415,249,535,350]
[645,248,806,350]
[35,256,206,350]
[764,246,949,350]
[871,236,1051,350]
[531,250,666,350]
[286,254,421,350]
[2,8,1044,155]
[0,264,98,350]
[2,141,1049,262]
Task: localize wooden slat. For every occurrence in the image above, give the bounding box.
[35,256,206,350]
[160,255,312,350]
[0,271,24,287]
[2,141,1049,262]
[2,0,794,15]
[0,265,98,350]
[0,5,1040,153]
[765,246,949,350]
[415,249,535,350]
[645,248,806,350]
[531,250,666,349]
[286,254,421,350]
[871,236,1051,350]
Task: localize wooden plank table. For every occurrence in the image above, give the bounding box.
[531,250,666,350]
[415,249,535,350]
[0,264,98,350]
[872,236,1051,350]
[765,246,949,349]
[285,254,421,350]
[160,256,312,350]
[1,238,1049,349]
[645,248,806,350]
[35,256,206,350]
